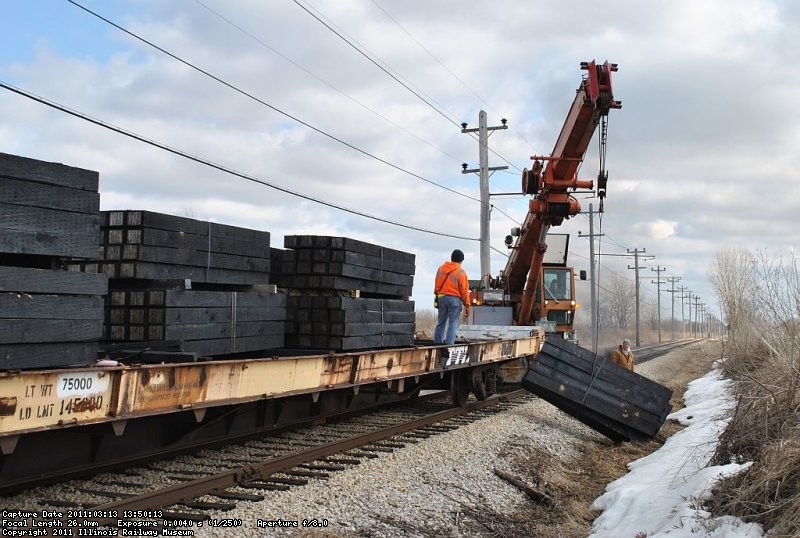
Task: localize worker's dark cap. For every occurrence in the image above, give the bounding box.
[451,249,464,262]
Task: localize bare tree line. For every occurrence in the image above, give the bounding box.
[589,272,714,336]
[705,249,800,534]
[711,246,800,363]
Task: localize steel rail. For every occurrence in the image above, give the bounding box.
[636,339,699,363]
[0,389,450,494]
[88,389,529,524]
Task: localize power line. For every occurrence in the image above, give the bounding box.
[579,212,629,250]
[66,0,479,205]
[68,0,528,244]
[370,0,496,117]
[602,235,630,251]
[490,204,520,226]
[293,0,523,175]
[74,0,528,243]
[316,0,538,230]
[491,245,509,258]
[369,0,538,156]
[189,1,525,234]
[190,0,462,163]
[0,80,479,242]
[292,0,460,129]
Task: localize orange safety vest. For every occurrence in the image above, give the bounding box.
[434,261,469,306]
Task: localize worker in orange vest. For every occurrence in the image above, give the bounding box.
[433,249,470,344]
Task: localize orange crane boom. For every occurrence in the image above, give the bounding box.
[504,60,621,325]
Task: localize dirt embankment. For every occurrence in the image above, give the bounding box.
[461,340,722,538]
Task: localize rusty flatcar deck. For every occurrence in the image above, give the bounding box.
[0,335,540,456]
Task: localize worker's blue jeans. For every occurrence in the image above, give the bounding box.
[434,295,462,344]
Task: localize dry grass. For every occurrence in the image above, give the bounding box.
[415,309,437,338]
[706,341,800,536]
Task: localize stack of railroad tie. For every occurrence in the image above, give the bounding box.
[105,287,285,356]
[280,235,415,350]
[0,152,107,370]
[74,210,273,285]
[522,336,673,442]
[67,209,286,360]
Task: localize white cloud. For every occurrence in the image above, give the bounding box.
[632,219,678,240]
[0,0,797,313]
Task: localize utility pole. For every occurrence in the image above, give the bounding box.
[699,303,707,339]
[676,286,689,338]
[650,265,666,343]
[627,248,654,347]
[697,303,703,338]
[702,309,709,338]
[577,203,603,354]
[602,249,654,347]
[693,296,702,338]
[664,277,682,340]
[461,112,508,288]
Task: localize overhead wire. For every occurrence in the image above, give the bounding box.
[65,0,531,259]
[291,0,460,130]
[370,0,499,121]
[369,0,538,162]
[66,0,481,205]
[579,212,629,251]
[190,0,463,164]
[66,0,559,257]
[293,0,537,241]
[491,245,510,258]
[194,0,522,237]
[306,2,620,261]
[0,80,479,241]
[292,0,523,175]
[193,2,525,241]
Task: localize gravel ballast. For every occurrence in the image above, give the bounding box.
[192,342,715,537]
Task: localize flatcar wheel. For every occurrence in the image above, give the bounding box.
[472,369,488,401]
[450,369,470,407]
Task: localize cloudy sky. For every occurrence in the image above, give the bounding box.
[2,0,798,323]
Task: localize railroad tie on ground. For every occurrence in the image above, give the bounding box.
[521,337,673,442]
[493,468,553,507]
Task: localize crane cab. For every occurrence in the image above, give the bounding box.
[537,266,578,342]
[466,235,580,342]
[530,235,579,342]
[466,266,579,341]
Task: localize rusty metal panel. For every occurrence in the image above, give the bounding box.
[320,354,358,386]
[472,336,539,364]
[513,336,541,356]
[233,358,324,397]
[352,348,429,383]
[475,340,512,362]
[499,358,529,384]
[0,368,118,435]
[114,357,330,415]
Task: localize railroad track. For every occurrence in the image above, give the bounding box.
[635,338,699,363]
[1,340,699,531]
[4,389,533,530]
[593,338,699,365]
[0,385,459,495]
[2,340,697,495]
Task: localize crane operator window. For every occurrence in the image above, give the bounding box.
[544,269,571,300]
